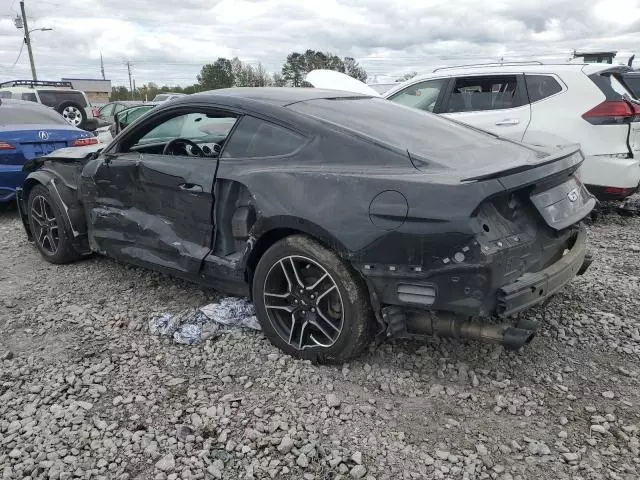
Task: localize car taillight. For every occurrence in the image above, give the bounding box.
[72,137,99,147]
[605,187,636,196]
[0,142,16,150]
[582,100,636,125]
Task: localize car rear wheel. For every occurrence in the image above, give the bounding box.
[27,185,80,264]
[252,235,374,363]
[56,101,87,129]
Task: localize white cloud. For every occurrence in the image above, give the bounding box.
[0,0,639,86]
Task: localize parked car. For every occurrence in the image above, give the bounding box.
[307,62,640,201]
[95,101,148,125]
[620,70,640,98]
[94,103,159,144]
[0,80,96,131]
[368,83,397,94]
[16,88,594,361]
[0,99,98,202]
[152,92,186,102]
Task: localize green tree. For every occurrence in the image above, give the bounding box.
[281,50,368,86]
[344,57,367,82]
[396,72,418,82]
[271,73,286,87]
[281,52,306,87]
[198,58,234,90]
[110,86,130,101]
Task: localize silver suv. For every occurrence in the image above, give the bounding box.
[0,80,94,130]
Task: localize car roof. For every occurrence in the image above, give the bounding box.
[187,87,369,107]
[0,85,81,91]
[0,98,53,110]
[400,62,624,81]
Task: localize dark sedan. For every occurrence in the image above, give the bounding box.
[16,88,594,362]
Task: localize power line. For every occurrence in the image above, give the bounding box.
[10,37,25,67]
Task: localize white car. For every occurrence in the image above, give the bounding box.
[0,80,95,130]
[151,92,186,102]
[308,63,640,201]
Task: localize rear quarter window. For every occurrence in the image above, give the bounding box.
[622,74,640,98]
[288,97,504,164]
[37,90,88,108]
[589,71,635,100]
[222,116,305,158]
[525,75,563,102]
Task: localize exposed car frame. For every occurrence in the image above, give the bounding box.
[15,88,594,362]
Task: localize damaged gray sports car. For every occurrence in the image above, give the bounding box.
[17,88,595,362]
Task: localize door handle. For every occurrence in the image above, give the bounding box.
[178,183,203,193]
[495,119,519,126]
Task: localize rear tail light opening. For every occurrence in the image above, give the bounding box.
[0,142,16,150]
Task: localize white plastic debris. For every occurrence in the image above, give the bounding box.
[148,297,260,346]
[199,297,261,330]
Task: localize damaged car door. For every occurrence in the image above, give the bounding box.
[80,107,239,274]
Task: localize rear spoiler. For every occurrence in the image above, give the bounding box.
[461,146,583,185]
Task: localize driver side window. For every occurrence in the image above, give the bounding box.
[124,111,238,156]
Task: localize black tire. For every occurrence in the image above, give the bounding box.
[252,235,374,363]
[56,101,87,129]
[27,184,80,264]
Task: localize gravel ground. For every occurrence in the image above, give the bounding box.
[1,205,639,480]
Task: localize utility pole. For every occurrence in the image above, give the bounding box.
[100,52,105,80]
[20,1,37,81]
[132,78,136,100]
[126,61,134,100]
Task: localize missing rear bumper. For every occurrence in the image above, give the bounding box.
[496,226,589,317]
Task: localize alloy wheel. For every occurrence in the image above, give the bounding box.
[263,255,344,350]
[30,195,60,255]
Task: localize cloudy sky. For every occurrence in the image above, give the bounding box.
[1,0,639,87]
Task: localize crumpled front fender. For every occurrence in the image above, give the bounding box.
[18,169,90,255]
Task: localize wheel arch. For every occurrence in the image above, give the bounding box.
[244,218,352,298]
[19,171,89,254]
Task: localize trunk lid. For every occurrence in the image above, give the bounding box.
[470,146,595,231]
[0,124,88,165]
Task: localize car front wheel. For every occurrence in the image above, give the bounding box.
[252,235,374,363]
[27,185,80,264]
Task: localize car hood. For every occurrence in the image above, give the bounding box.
[42,143,104,160]
[305,70,382,96]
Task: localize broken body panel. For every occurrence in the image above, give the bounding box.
[17,89,594,346]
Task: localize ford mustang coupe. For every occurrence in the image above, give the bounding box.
[16,88,594,362]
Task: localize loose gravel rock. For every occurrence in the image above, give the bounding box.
[1,205,640,479]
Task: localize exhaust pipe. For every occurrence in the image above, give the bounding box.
[400,310,536,350]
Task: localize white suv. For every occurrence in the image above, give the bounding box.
[0,80,95,130]
[308,63,640,201]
